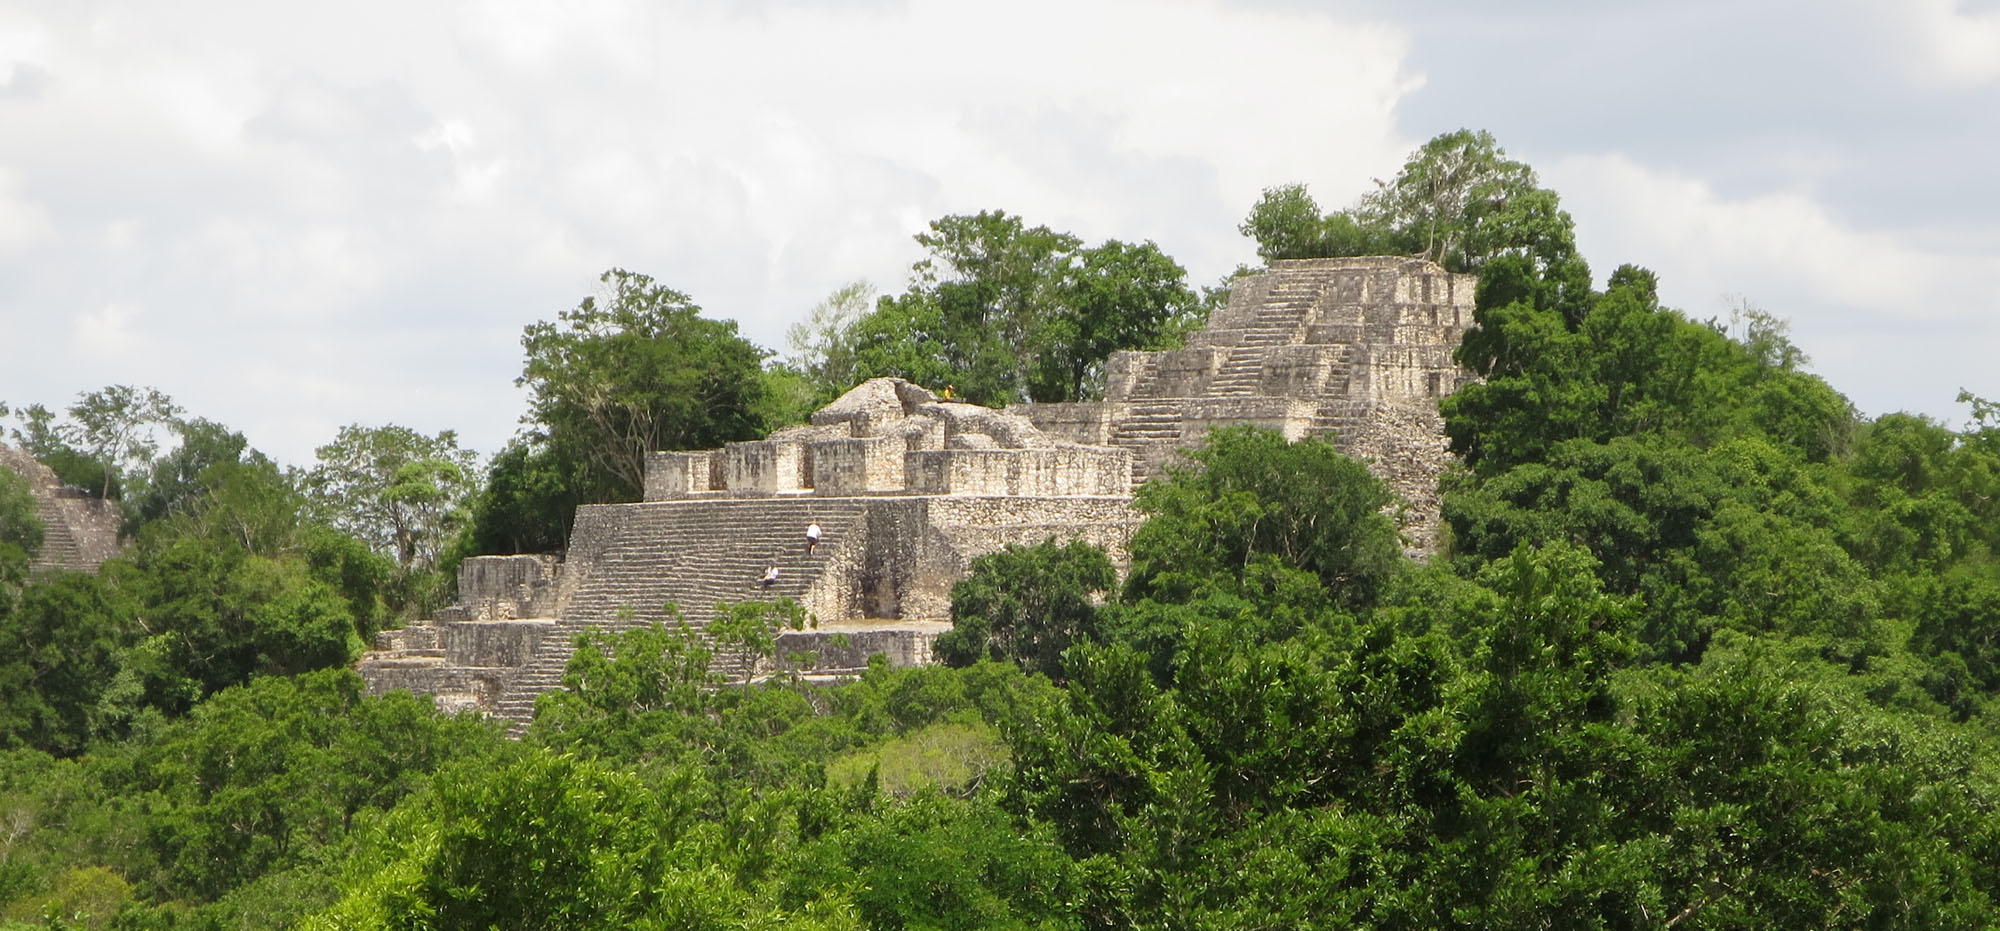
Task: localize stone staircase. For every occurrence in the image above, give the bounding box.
[28,497,82,574]
[1110,400,1186,489]
[488,498,873,729]
[1206,273,1328,396]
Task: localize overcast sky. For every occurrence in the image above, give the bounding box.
[3,0,1996,466]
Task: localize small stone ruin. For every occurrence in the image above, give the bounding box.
[0,444,124,575]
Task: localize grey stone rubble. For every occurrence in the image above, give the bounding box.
[0,444,124,575]
[356,255,1477,727]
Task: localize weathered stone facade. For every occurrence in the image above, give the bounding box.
[359,378,1142,728]
[357,255,1478,726]
[1023,256,1476,554]
[0,445,124,575]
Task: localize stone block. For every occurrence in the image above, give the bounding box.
[725,440,807,493]
[444,619,556,668]
[811,435,907,494]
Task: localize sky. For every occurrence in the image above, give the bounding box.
[2,0,1996,467]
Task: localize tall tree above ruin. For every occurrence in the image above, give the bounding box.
[517,268,771,502]
[1241,129,1583,278]
[828,211,1201,406]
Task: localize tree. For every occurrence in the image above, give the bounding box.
[304,424,479,572]
[1355,129,1579,275]
[1030,240,1200,402]
[1238,183,1330,262]
[62,385,181,500]
[0,572,125,755]
[934,539,1116,679]
[519,268,771,500]
[1237,131,1586,288]
[1238,183,1398,264]
[0,463,41,580]
[786,280,876,405]
[1124,427,1405,610]
[127,418,251,531]
[8,404,118,500]
[452,436,592,556]
[844,212,1201,405]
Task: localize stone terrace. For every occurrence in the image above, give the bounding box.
[358,379,1141,728]
[1025,256,1476,555]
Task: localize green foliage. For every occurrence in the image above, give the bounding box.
[304,424,479,572]
[61,386,180,501]
[0,466,40,581]
[1239,182,1404,264]
[936,539,1115,679]
[785,280,876,408]
[1357,129,1581,275]
[1029,239,1200,403]
[125,418,247,532]
[0,573,125,755]
[96,671,503,905]
[7,406,118,503]
[824,719,1010,797]
[834,211,1200,405]
[114,538,361,713]
[1445,264,1853,475]
[451,435,591,556]
[1125,427,1404,610]
[782,792,1079,931]
[518,268,772,502]
[1238,131,1585,288]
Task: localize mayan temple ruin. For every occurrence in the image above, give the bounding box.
[357,256,1476,724]
[0,444,124,575]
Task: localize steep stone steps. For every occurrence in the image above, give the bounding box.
[488,498,873,730]
[1208,346,1269,396]
[28,499,81,574]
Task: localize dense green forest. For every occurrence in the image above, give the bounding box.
[3,131,1998,929]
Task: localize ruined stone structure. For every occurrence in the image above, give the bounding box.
[0,445,124,575]
[1025,256,1476,554]
[357,255,1478,725]
[360,378,1141,727]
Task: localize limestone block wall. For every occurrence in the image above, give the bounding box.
[766,626,942,677]
[904,446,1130,497]
[863,495,1142,622]
[725,440,808,493]
[1017,401,1108,446]
[1184,398,1316,441]
[446,619,556,667]
[645,451,717,500]
[810,435,908,495]
[452,555,561,620]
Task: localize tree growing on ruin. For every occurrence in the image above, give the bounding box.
[64,384,182,500]
[838,211,1201,406]
[1239,130,1584,281]
[518,269,771,501]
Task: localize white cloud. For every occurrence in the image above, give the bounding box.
[73,302,142,363]
[1550,153,1993,319]
[1548,152,2000,418]
[0,168,53,252]
[1,0,1420,464]
[1905,0,2000,87]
